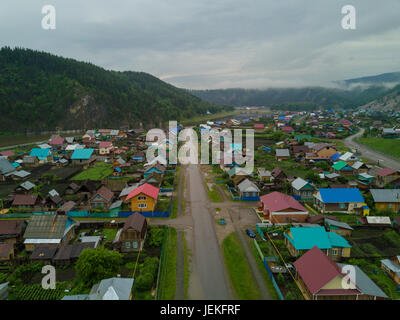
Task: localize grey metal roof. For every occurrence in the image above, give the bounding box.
[80,236,101,248]
[61,294,89,300]
[0,159,15,175]
[381,259,400,275]
[325,173,340,179]
[370,189,400,203]
[338,263,388,299]
[20,181,35,190]
[24,215,72,239]
[276,149,290,157]
[6,170,31,178]
[324,218,353,230]
[257,168,271,177]
[291,177,310,191]
[237,179,260,192]
[88,278,134,300]
[109,200,123,210]
[352,161,365,169]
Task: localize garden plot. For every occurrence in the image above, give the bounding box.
[349,228,400,258]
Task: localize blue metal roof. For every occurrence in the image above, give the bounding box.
[285,227,332,250]
[71,149,94,160]
[328,232,351,248]
[318,188,364,203]
[285,227,351,250]
[30,148,51,160]
[330,153,342,161]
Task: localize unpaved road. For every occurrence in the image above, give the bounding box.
[344,128,400,171]
[186,164,232,300]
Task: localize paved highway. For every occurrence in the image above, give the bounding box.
[344,128,400,171]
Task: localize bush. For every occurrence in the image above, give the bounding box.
[0,273,7,283]
[135,273,154,291]
[285,291,296,300]
[148,227,164,247]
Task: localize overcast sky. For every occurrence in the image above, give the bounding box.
[1,0,399,89]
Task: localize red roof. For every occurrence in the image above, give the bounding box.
[95,186,114,202]
[126,183,159,201]
[0,150,14,157]
[260,191,307,213]
[12,194,38,206]
[49,138,65,145]
[99,141,113,148]
[376,168,397,177]
[254,124,264,129]
[294,246,359,295]
[281,126,294,132]
[340,119,352,125]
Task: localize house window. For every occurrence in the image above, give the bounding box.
[132,241,138,249]
[138,196,147,201]
[125,242,131,249]
[138,203,147,209]
[332,249,338,256]
[389,203,393,208]
[339,203,346,209]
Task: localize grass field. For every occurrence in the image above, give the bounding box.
[157,227,177,300]
[358,137,400,158]
[222,232,261,300]
[183,232,191,300]
[206,184,224,202]
[180,110,241,126]
[247,237,280,300]
[71,162,114,181]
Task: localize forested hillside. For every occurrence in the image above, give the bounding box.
[0,47,229,132]
[190,85,391,110]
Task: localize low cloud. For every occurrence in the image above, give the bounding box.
[0,0,399,89]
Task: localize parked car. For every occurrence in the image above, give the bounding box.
[246,228,256,238]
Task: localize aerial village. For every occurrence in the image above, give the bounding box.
[0,108,400,300]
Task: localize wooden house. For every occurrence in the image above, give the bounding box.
[314,188,366,214]
[99,141,113,155]
[324,218,353,238]
[291,177,316,200]
[294,246,387,300]
[275,149,290,161]
[0,243,14,262]
[375,168,400,188]
[71,149,95,166]
[0,220,26,245]
[381,256,400,285]
[370,189,400,213]
[23,214,77,252]
[114,213,147,252]
[284,227,351,261]
[332,161,355,176]
[258,191,309,224]
[125,183,159,212]
[90,186,114,210]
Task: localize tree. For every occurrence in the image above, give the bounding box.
[305,172,321,185]
[285,291,296,300]
[75,248,123,287]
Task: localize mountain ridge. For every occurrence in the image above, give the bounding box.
[0,47,230,133]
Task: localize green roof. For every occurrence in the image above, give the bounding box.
[294,134,312,142]
[332,160,353,171]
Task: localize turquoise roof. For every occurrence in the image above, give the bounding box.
[71,149,94,160]
[285,226,351,250]
[30,148,51,160]
[328,232,351,248]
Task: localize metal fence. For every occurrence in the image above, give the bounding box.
[253,239,285,300]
